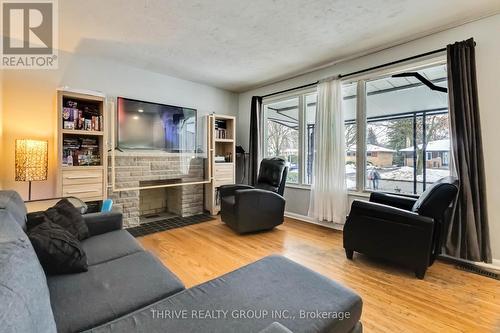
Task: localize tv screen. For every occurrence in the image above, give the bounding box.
[117,97,197,152]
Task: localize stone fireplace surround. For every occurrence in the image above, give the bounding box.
[108,151,206,227]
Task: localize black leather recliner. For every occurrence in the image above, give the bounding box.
[343,176,459,279]
[219,158,288,234]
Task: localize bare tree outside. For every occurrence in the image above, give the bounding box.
[266,121,299,183]
[345,123,356,151]
[266,121,298,157]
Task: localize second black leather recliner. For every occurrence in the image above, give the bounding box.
[343,176,459,279]
[219,158,288,234]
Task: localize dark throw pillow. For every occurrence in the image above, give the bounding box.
[44,198,90,240]
[28,220,88,275]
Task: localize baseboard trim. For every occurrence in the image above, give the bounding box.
[284,212,344,231]
[475,259,500,272]
[439,254,500,272]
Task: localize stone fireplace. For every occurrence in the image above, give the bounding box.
[108,151,205,227]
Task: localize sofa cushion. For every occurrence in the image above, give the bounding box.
[44,199,90,240]
[48,251,185,333]
[81,230,143,266]
[0,190,28,230]
[0,210,57,333]
[28,220,88,274]
[86,255,362,333]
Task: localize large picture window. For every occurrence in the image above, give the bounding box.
[342,62,451,195]
[263,90,317,185]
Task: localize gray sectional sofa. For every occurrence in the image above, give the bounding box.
[0,190,363,333]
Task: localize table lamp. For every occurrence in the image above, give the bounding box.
[15,139,48,200]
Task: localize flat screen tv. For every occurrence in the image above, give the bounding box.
[117,97,197,152]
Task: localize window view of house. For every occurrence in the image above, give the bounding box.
[263,92,317,185]
[343,63,450,194]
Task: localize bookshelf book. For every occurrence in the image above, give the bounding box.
[56,89,107,202]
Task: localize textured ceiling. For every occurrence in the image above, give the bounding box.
[59,0,500,92]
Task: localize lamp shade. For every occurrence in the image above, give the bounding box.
[15,139,48,182]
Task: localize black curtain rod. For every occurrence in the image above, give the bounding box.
[338,47,446,79]
[261,46,447,99]
[261,81,319,98]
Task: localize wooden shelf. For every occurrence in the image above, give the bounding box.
[61,165,103,170]
[62,129,104,136]
[215,138,234,142]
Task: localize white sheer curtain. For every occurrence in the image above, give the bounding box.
[308,79,348,224]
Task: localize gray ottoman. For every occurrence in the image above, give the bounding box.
[87,255,362,333]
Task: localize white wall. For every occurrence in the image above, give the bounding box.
[1,51,238,200]
[237,14,500,260]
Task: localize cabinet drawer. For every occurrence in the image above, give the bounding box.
[214,163,233,172]
[214,177,234,188]
[62,170,103,185]
[214,164,233,178]
[215,169,233,178]
[62,183,103,200]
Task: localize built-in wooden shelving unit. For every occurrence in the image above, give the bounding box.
[205,114,236,215]
[56,89,107,202]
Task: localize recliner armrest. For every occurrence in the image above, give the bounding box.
[369,192,418,211]
[349,200,433,228]
[82,212,123,236]
[235,188,285,207]
[219,184,254,198]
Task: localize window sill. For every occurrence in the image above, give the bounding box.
[348,191,371,198]
[285,183,311,190]
[284,185,371,198]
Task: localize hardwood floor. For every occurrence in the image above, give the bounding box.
[138,217,500,333]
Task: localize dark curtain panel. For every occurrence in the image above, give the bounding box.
[249,96,262,186]
[445,38,492,263]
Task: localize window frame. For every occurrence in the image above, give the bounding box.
[341,55,448,195]
[262,87,317,187]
